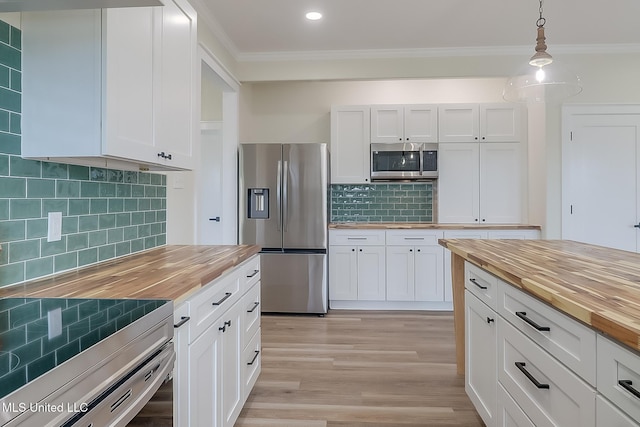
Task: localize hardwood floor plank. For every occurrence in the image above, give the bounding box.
[128,310,484,427]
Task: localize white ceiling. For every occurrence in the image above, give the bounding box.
[194,0,640,60]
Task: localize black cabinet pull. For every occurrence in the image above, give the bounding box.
[247,350,260,366]
[634,223,640,229]
[247,269,259,278]
[486,317,494,324]
[173,316,190,328]
[247,301,260,313]
[516,311,550,332]
[469,278,487,290]
[619,380,640,399]
[219,324,227,333]
[515,362,549,389]
[212,292,232,306]
[225,320,232,327]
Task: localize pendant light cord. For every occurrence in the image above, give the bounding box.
[537,0,546,28]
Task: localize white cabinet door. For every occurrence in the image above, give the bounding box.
[220,302,243,427]
[438,143,480,223]
[155,0,197,169]
[414,245,444,302]
[404,105,438,143]
[188,320,222,427]
[328,246,358,300]
[481,104,522,142]
[466,291,497,427]
[439,103,521,143]
[357,246,386,300]
[371,105,405,143]
[439,142,522,224]
[386,246,414,301]
[330,106,371,183]
[103,7,155,163]
[438,104,479,143]
[480,142,523,223]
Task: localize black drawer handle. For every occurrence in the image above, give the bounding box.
[212,292,232,306]
[174,316,190,328]
[515,362,549,389]
[469,278,487,290]
[247,301,260,313]
[516,311,550,332]
[619,380,640,399]
[247,350,260,366]
[247,269,260,278]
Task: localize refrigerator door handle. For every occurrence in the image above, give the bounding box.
[276,160,282,231]
[283,160,289,232]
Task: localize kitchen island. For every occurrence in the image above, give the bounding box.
[439,238,640,426]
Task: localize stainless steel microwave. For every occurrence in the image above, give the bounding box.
[370,142,438,180]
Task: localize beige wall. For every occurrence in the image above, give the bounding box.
[237,52,640,237]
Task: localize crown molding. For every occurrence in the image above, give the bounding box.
[236,43,640,63]
[188,0,240,60]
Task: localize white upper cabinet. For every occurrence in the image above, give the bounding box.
[439,142,523,223]
[330,105,371,183]
[371,104,438,143]
[22,0,197,171]
[439,103,522,143]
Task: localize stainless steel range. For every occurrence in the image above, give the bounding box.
[0,297,174,426]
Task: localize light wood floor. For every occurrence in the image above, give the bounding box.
[129,311,484,427]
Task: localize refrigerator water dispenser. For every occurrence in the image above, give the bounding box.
[248,188,269,219]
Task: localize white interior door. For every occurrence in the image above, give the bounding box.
[198,123,223,244]
[562,106,640,252]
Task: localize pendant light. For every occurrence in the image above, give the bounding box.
[503,0,582,103]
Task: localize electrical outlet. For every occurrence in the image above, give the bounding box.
[47,212,62,242]
[48,308,63,339]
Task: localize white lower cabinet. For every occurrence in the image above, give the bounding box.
[386,230,444,302]
[465,290,497,426]
[173,255,261,427]
[464,260,640,427]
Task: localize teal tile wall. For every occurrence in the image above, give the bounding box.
[331,183,434,223]
[0,20,166,288]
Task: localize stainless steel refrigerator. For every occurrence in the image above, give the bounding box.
[239,143,328,314]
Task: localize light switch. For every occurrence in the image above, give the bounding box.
[47,212,62,242]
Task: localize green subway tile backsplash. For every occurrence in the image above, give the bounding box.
[0,20,166,288]
[331,183,434,223]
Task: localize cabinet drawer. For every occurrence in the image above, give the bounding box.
[597,395,640,427]
[386,230,443,246]
[243,328,261,401]
[242,255,261,293]
[242,282,261,348]
[498,283,596,385]
[187,271,241,344]
[497,383,536,427]
[498,319,596,427]
[597,335,640,422]
[465,262,499,311]
[329,230,385,246]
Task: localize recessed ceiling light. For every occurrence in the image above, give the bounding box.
[305,11,322,20]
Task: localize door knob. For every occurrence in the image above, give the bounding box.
[209,217,221,222]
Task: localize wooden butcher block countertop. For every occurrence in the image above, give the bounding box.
[329,222,541,230]
[0,245,261,303]
[440,238,640,352]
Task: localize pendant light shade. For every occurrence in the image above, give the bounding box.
[503,0,582,103]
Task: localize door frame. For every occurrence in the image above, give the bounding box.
[197,44,240,244]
